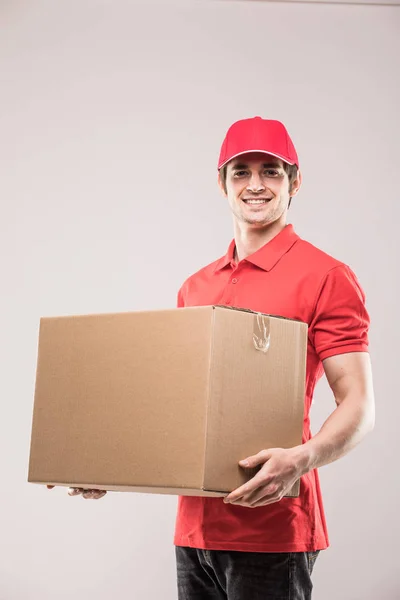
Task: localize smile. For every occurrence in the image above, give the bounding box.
[243,198,271,205]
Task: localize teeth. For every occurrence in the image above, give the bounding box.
[246,200,266,204]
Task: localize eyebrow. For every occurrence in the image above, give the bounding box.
[231,162,281,170]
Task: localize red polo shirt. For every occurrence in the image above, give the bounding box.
[174,224,369,553]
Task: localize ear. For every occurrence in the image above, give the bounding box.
[290,169,302,197]
[217,171,227,197]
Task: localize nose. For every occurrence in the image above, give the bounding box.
[247,173,265,193]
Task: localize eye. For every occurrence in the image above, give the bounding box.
[233,170,249,178]
[264,169,280,177]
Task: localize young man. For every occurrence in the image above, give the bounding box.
[173,117,375,600]
[59,117,375,600]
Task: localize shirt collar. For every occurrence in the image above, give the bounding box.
[214,224,300,273]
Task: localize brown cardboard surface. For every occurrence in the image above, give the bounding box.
[28,306,307,498]
[34,482,225,497]
[204,308,306,497]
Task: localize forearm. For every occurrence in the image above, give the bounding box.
[295,391,375,475]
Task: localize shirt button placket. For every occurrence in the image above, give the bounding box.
[219,269,239,305]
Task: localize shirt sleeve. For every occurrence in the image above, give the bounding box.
[309,264,370,361]
[177,286,185,308]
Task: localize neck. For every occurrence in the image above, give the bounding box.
[233,218,288,262]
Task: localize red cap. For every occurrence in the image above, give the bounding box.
[218,117,299,170]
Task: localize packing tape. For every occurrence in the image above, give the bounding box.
[253,313,270,353]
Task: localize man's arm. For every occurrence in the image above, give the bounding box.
[224,351,375,508]
[298,351,375,472]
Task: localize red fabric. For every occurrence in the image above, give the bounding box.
[218,117,299,170]
[174,224,369,553]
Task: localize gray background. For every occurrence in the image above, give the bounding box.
[1,0,399,598]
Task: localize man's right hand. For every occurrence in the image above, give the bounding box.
[47,485,107,500]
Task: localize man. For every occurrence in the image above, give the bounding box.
[173,117,375,599]
[56,117,375,600]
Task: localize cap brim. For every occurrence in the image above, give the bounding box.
[218,150,296,170]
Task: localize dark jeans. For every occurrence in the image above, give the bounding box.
[176,547,320,600]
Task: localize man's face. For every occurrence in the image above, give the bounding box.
[219,152,300,229]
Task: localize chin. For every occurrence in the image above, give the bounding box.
[244,219,273,228]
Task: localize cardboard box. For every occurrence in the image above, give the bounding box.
[28,306,307,497]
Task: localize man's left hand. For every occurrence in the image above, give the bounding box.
[224,447,307,508]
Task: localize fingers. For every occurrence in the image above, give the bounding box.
[68,487,107,499]
[249,496,282,508]
[68,487,84,496]
[225,487,282,508]
[231,495,281,508]
[224,472,272,504]
[239,449,273,469]
[246,484,281,507]
[82,489,107,500]
[47,486,107,499]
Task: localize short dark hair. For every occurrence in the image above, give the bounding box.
[219,161,299,208]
